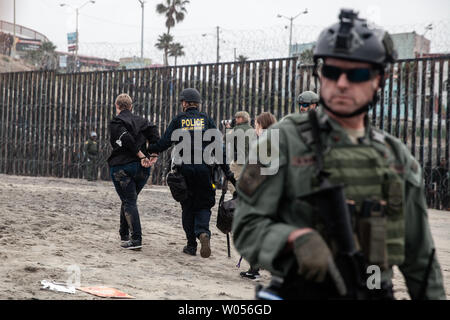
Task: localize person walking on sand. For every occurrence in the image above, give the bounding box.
[108,93,160,251]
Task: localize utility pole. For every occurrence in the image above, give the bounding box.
[60,1,95,72]
[419,24,432,58]
[138,0,145,59]
[75,7,79,70]
[277,9,308,57]
[216,26,220,63]
[234,48,237,61]
[288,17,293,57]
[12,0,16,57]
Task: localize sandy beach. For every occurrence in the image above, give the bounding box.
[0,173,448,300]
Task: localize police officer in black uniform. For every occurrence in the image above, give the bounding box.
[148,88,235,258]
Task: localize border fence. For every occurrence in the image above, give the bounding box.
[0,56,449,209]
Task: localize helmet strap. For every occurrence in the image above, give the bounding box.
[320,98,372,118]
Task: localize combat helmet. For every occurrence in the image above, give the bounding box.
[313,9,397,70]
[313,9,397,117]
[298,91,319,104]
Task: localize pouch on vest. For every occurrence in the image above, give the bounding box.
[356,199,388,270]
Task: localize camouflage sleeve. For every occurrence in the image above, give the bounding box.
[232,127,297,277]
[398,147,446,300]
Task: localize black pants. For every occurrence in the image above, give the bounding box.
[110,162,150,241]
[179,163,215,246]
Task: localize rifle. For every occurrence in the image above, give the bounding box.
[298,180,369,299]
[297,110,380,299]
[417,248,436,300]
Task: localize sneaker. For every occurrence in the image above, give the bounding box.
[183,245,197,256]
[240,270,261,280]
[121,240,142,251]
[199,233,211,258]
[120,235,130,244]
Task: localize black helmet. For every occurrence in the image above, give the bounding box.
[313,9,397,69]
[180,88,201,103]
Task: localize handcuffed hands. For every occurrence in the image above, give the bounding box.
[140,157,151,168]
[148,153,159,166]
[141,154,158,168]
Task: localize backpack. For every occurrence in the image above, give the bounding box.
[217,180,237,258]
[216,182,237,234]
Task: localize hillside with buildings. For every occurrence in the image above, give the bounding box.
[0,53,34,72]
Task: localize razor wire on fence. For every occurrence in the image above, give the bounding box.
[0,55,449,209]
[51,20,450,66]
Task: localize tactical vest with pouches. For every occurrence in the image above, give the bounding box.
[285,110,405,269]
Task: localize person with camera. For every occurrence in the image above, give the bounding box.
[225,111,255,193]
[232,9,445,299]
[147,88,234,258]
[84,131,99,181]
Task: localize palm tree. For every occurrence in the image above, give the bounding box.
[155,33,174,66]
[25,41,58,70]
[237,55,249,63]
[168,42,185,66]
[299,48,314,65]
[156,0,190,35]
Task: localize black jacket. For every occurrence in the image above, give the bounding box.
[148,107,231,175]
[107,110,160,167]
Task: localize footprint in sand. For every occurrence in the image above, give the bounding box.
[24,266,39,273]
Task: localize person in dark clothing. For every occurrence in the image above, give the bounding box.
[108,93,160,250]
[432,158,450,210]
[84,131,99,181]
[148,88,234,258]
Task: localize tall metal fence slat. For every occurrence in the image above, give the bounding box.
[446,59,450,168]
[436,60,444,164]
[419,60,427,165]
[427,60,435,168]
[403,62,410,145]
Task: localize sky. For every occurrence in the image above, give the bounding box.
[1,0,449,64]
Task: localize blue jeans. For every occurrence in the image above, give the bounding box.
[110,162,150,241]
[182,208,212,248]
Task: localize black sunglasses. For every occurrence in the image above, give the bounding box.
[299,103,311,108]
[321,64,378,83]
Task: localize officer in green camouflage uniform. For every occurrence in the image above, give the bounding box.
[297,91,319,113]
[85,131,99,181]
[232,9,446,300]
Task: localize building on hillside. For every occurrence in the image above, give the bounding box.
[0,20,49,58]
[57,52,120,72]
[119,57,153,69]
[391,32,430,59]
[289,32,432,60]
[290,41,315,59]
